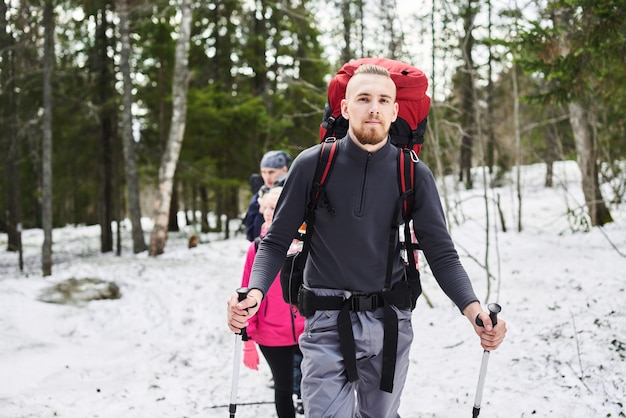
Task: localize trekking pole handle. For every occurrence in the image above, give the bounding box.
[236,287,250,341]
[236,287,249,302]
[472,303,502,418]
[475,303,501,328]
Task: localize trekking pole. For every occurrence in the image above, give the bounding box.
[229,287,250,418]
[472,303,501,418]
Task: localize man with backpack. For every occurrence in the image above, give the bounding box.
[228,63,507,417]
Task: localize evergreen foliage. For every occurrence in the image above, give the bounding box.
[0,0,624,247]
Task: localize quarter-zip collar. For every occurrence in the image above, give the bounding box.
[342,134,395,217]
[344,134,394,164]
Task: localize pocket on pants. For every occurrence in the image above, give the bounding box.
[305,310,339,335]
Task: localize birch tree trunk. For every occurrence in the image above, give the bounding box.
[458,0,477,189]
[553,9,613,227]
[149,0,193,256]
[42,0,54,276]
[568,102,613,226]
[118,0,147,253]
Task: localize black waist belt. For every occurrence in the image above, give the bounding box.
[301,291,385,312]
[298,284,412,393]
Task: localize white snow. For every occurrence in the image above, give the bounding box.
[1,160,624,418]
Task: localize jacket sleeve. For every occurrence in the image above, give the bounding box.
[412,162,479,312]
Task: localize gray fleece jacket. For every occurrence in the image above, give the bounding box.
[249,135,478,312]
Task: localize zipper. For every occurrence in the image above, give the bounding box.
[357,154,372,216]
[290,305,297,344]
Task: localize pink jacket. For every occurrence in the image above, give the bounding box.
[240,239,305,347]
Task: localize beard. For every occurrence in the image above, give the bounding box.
[352,122,389,146]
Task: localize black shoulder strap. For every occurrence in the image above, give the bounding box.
[300,138,339,256]
[399,148,419,272]
[398,148,416,219]
[309,138,339,213]
[384,147,418,290]
[380,147,419,393]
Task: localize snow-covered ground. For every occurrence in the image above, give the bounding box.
[1,160,624,417]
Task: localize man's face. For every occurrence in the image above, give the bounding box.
[260,166,287,187]
[341,73,398,147]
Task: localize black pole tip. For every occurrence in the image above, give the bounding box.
[472,406,480,418]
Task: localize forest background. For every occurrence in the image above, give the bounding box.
[1,0,625,274]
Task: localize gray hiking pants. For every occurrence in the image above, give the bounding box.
[299,289,414,418]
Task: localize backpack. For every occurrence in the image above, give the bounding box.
[320,57,431,156]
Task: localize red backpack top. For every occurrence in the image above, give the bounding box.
[320,57,431,155]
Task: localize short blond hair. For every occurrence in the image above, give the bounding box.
[346,63,395,101]
[353,64,391,78]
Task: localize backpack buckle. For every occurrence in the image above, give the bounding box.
[350,293,380,311]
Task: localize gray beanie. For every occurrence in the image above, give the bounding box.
[260,150,291,169]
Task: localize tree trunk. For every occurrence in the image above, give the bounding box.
[113,134,122,257]
[1,0,21,257]
[428,0,451,228]
[486,0,496,177]
[544,112,561,188]
[118,0,147,253]
[199,186,210,233]
[552,7,613,227]
[3,102,21,252]
[458,0,477,189]
[339,0,353,65]
[41,0,54,276]
[568,102,613,226]
[96,6,114,253]
[168,183,179,232]
[187,181,195,227]
[512,61,523,233]
[149,0,193,256]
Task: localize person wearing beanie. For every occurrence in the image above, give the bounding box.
[260,150,291,172]
[243,150,291,241]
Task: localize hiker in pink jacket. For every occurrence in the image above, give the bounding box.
[240,186,305,417]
